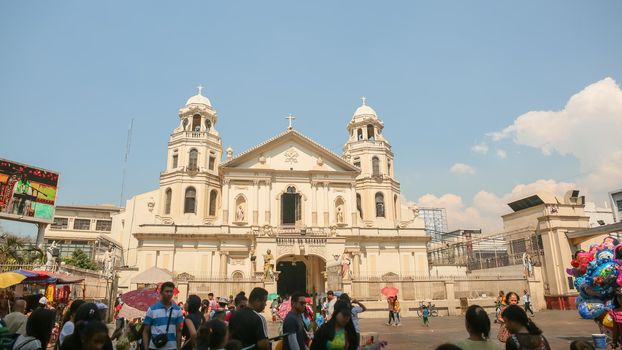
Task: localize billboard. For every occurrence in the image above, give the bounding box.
[0,158,59,224]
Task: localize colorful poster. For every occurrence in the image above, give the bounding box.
[0,158,59,224]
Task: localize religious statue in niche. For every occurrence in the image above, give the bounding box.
[236,204,245,222]
[341,253,352,280]
[336,206,344,224]
[263,249,274,280]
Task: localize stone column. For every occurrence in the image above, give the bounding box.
[312,182,318,226]
[323,182,330,226]
[445,280,458,316]
[219,252,228,278]
[265,180,271,224]
[222,180,230,224]
[350,183,357,226]
[352,253,361,278]
[253,180,259,225]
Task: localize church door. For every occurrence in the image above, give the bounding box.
[281,187,301,225]
[277,261,306,296]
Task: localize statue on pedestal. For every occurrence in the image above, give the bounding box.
[45,241,59,271]
[102,247,115,278]
[263,249,274,281]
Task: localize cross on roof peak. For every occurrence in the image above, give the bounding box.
[286,114,296,130]
[197,85,204,95]
[361,96,367,106]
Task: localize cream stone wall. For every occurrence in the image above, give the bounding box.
[110,91,430,294]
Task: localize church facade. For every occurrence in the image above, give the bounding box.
[113,88,430,297]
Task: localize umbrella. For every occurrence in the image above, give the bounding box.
[277,298,291,320]
[380,286,399,297]
[0,272,26,288]
[121,285,180,312]
[117,303,146,320]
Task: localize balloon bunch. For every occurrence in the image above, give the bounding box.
[567,236,622,321]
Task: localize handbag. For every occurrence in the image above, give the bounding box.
[153,307,174,348]
[497,324,510,343]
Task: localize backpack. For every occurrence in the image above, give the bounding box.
[509,334,551,350]
[0,332,19,350]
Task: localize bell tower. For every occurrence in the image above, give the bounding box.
[158,86,222,224]
[343,98,401,228]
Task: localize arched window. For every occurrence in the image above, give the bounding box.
[184,187,196,213]
[367,125,375,140]
[356,193,363,219]
[282,186,301,225]
[372,157,380,176]
[188,149,198,170]
[164,188,172,215]
[172,151,178,169]
[375,192,385,217]
[209,190,218,216]
[192,115,201,132]
[205,119,212,131]
[182,118,189,130]
[357,129,363,140]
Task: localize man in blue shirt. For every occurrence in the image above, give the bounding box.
[142,282,184,350]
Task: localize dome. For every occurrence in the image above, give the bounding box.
[185,85,212,107]
[352,97,377,117]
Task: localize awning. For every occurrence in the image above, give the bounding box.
[17,270,85,284]
[130,266,172,284]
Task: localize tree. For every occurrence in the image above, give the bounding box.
[63,249,98,270]
[0,234,26,264]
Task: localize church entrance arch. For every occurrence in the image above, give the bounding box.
[277,254,326,297]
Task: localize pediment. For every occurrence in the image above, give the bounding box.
[222,130,359,173]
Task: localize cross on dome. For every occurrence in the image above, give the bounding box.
[286,114,296,130]
[197,85,204,95]
[361,96,367,106]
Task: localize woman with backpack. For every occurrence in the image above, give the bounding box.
[502,305,550,350]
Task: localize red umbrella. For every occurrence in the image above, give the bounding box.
[121,284,179,312]
[380,287,399,297]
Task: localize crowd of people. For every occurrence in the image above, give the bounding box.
[0,284,610,349]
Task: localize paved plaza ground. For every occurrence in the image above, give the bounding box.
[268,310,601,349]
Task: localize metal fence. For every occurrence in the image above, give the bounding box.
[186,278,265,299]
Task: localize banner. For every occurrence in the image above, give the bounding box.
[0,158,59,224]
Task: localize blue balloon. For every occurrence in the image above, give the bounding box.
[577,298,610,319]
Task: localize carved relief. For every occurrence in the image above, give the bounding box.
[284,148,299,164]
[277,245,294,257]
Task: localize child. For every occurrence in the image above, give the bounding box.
[393,296,401,327]
[502,305,550,350]
[422,304,430,327]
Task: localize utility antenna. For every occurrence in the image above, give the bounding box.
[119,118,134,207]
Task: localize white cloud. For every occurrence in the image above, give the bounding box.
[450,163,476,175]
[418,179,577,232]
[489,77,622,201]
[496,149,507,159]
[471,143,489,154]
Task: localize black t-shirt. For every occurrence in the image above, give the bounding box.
[282,311,307,350]
[181,312,204,350]
[228,307,268,348]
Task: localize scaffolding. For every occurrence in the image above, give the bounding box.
[419,207,448,241]
[427,226,543,272]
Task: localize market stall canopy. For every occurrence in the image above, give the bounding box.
[16,270,85,284]
[0,272,26,288]
[130,266,172,284]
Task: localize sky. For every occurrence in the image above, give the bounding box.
[1,1,621,236]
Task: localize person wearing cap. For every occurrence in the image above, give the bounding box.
[210,297,230,320]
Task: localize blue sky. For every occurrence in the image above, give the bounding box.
[1,1,621,235]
